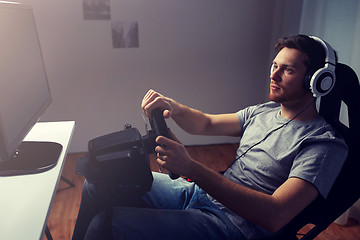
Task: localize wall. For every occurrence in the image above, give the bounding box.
[265,0,304,97]
[299,0,360,224]
[20,0,285,153]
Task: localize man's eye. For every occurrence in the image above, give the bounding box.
[285,68,293,73]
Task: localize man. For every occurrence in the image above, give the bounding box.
[72,35,347,240]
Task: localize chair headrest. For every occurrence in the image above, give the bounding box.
[319,63,360,135]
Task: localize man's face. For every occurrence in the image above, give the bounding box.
[268,47,310,105]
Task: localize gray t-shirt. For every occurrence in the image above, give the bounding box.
[210,102,348,239]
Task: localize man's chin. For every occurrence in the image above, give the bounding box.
[268,93,282,103]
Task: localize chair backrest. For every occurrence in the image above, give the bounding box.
[276,63,360,239]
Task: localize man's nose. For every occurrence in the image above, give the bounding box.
[270,67,281,81]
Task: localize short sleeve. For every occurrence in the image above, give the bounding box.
[289,136,348,198]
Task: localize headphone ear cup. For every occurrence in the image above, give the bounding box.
[309,68,336,97]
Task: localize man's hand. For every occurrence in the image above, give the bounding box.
[154,133,195,178]
[141,89,173,119]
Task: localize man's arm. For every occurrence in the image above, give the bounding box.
[191,163,318,232]
[155,136,319,232]
[141,89,242,137]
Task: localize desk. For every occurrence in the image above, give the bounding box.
[0,121,75,240]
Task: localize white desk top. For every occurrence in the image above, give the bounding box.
[0,121,75,240]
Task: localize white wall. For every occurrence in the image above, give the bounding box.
[20,0,301,153]
[266,0,304,97]
[299,0,360,224]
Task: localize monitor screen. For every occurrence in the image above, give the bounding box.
[0,2,61,175]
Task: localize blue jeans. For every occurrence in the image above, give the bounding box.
[72,172,244,240]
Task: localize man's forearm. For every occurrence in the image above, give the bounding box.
[171,101,242,137]
[170,101,212,135]
[187,161,296,232]
[141,89,241,136]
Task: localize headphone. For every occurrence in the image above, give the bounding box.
[271,36,336,98]
[305,36,336,97]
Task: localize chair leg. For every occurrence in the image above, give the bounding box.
[61,176,75,188]
[45,225,53,240]
[56,176,76,193]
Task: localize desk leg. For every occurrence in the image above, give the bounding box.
[45,225,53,240]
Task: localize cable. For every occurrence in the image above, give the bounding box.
[234,99,316,161]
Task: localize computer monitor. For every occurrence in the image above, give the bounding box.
[0,1,62,175]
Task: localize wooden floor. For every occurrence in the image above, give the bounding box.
[43,144,360,240]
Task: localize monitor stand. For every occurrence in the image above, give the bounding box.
[0,141,63,176]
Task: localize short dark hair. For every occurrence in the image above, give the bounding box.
[274,34,326,74]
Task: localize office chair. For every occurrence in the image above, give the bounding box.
[263,63,360,240]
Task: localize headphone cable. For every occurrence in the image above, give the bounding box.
[234,98,316,162]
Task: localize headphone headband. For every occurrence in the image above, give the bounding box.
[306,36,336,97]
[309,36,336,69]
